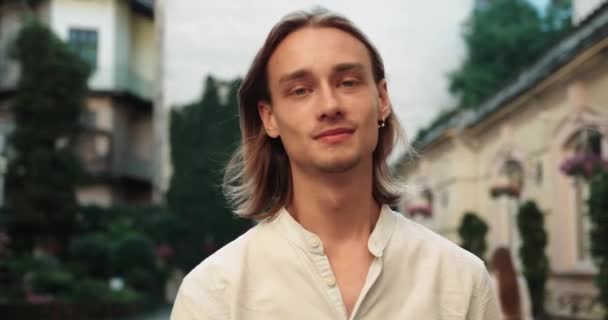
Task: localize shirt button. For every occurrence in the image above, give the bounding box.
[325,276,336,287]
[309,237,320,248]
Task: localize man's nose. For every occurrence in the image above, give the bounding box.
[317,84,344,121]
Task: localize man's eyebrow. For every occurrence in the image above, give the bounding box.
[278,69,311,85]
[333,63,364,73]
[277,63,365,85]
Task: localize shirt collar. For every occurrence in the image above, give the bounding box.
[273,204,396,258]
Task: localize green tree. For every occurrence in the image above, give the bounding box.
[458,212,488,261]
[449,0,571,109]
[5,21,91,253]
[517,200,549,318]
[167,76,250,270]
[589,170,608,320]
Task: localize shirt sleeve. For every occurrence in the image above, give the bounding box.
[171,285,203,320]
[170,270,230,320]
[467,263,501,320]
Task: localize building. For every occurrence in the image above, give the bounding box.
[0,0,157,206]
[395,1,608,319]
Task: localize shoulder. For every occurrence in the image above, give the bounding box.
[391,210,487,276]
[178,216,282,291]
[171,226,262,319]
[389,211,499,318]
[181,225,260,292]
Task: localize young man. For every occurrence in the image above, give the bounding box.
[171,9,499,320]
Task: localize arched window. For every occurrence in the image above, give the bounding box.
[490,157,525,270]
[490,155,524,199]
[502,159,524,191]
[561,127,604,263]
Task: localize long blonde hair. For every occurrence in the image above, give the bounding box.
[223,8,406,220]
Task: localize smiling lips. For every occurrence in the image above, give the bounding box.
[314,127,355,144]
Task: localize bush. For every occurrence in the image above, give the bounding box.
[517,200,549,318]
[4,254,57,274]
[67,277,110,301]
[30,268,74,295]
[458,212,488,261]
[6,20,90,254]
[588,170,608,319]
[69,233,113,278]
[124,268,156,292]
[114,234,156,274]
[77,205,119,233]
[105,285,141,304]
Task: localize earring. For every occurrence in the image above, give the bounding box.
[378,119,385,128]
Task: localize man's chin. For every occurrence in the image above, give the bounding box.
[315,157,361,174]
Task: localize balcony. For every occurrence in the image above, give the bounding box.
[78,129,152,184]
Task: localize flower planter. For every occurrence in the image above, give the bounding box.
[560,153,608,180]
[405,204,432,218]
[489,184,520,198]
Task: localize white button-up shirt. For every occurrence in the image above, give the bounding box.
[171,205,500,320]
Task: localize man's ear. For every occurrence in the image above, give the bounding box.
[377,80,392,121]
[258,101,280,138]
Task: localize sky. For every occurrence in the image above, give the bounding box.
[164,0,550,143]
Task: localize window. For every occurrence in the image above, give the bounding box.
[564,127,603,263]
[68,28,98,69]
[573,177,591,262]
[501,159,524,190]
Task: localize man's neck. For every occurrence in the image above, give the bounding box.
[287,159,381,245]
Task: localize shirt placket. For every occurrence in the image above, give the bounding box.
[348,256,383,320]
[306,234,349,320]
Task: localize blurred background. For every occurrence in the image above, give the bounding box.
[0,0,607,319]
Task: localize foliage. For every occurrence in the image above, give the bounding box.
[588,170,608,319]
[517,200,549,318]
[67,277,112,301]
[30,267,74,295]
[2,254,65,299]
[68,233,113,278]
[5,21,90,253]
[67,205,174,302]
[458,212,488,261]
[449,0,571,109]
[167,76,251,270]
[78,204,181,249]
[0,21,172,308]
[415,1,572,145]
[114,234,156,274]
[65,277,141,303]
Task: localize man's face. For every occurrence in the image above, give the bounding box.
[259,27,391,174]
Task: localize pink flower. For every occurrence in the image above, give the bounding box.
[560,153,607,179]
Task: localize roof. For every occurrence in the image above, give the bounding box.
[413,1,608,151]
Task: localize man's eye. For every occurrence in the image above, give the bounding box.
[340,79,358,88]
[291,87,309,96]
